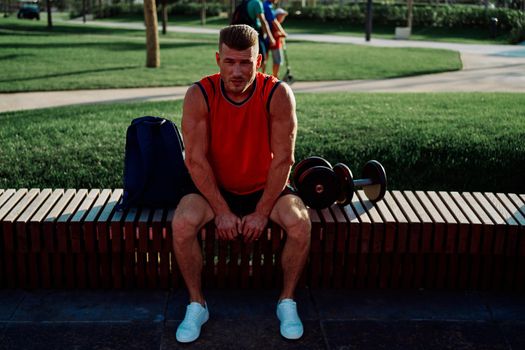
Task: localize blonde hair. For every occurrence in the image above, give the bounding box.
[219,25,259,51]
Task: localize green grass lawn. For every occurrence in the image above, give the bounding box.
[97,14,511,45]
[1,93,524,193]
[0,17,461,92]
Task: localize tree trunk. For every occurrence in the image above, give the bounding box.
[201,0,206,26]
[82,0,86,23]
[229,0,236,21]
[161,0,167,35]
[407,0,413,29]
[46,0,52,28]
[144,0,160,68]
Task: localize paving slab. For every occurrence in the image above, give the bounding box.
[311,289,491,321]
[166,288,318,321]
[162,319,325,349]
[0,322,162,350]
[498,321,525,350]
[10,290,168,322]
[482,293,525,321]
[322,320,509,350]
[0,291,26,321]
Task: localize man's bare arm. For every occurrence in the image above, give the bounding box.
[256,83,297,216]
[182,85,241,238]
[241,83,296,242]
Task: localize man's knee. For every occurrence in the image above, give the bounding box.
[171,194,213,244]
[275,196,311,242]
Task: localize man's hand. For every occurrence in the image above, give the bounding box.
[240,212,269,243]
[215,212,242,240]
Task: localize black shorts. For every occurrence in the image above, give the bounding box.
[182,184,297,218]
[221,185,296,217]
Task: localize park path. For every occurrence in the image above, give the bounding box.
[0,20,524,113]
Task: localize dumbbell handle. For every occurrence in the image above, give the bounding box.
[353,178,374,187]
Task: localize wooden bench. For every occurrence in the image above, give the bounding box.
[0,188,524,291]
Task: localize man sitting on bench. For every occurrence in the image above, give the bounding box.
[171,24,311,343]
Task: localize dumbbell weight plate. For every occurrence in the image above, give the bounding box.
[298,166,339,209]
[293,156,332,188]
[361,160,387,202]
[333,163,354,206]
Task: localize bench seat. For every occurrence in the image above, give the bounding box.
[0,189,524,291]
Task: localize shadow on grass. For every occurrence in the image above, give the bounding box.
[0,66,138,83]
[0,21,140,36]
[1,41,213,50]
[0,53,34,60]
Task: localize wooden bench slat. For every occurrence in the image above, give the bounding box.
[348,195,372,288]
[319,207,336,287]
[16,189,52,223]
[3,189,38,222]
[57,190,88,223]
[404,191,433,223]
[415,191,446,224]
[390,191,419,223]
[427,192,457,224]
[0,189,15,212]
[355,192,385,288]
[30,189,64,223]
[44,189,76,222]
[506,193,525,226]
[438,192,469,224]
[70,189,100,223]
[330,205,348,288]
[484,193,518,226]
[97,189,123,223]
[373,197,396,288]
[84,189,111,223]
[14,190,52,289]
[506,193,525,291]
[414,191,446,288]
[470,192,508,289]
[0,189,28,221]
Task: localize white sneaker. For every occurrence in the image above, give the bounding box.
[176,302,209,343]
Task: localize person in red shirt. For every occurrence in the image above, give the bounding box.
[171,25,310,343]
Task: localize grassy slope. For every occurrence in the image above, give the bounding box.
[0,18,461,92]
[1,93,524,193]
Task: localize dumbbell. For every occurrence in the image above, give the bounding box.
[333,160,387,206]
[292,156,339,210]
[293,157,387,209]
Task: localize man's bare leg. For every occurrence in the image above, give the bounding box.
[270,194,311,300]
[171,194,214,305]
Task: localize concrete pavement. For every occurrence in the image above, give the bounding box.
[1,288,524,349]
[1,20,524,113]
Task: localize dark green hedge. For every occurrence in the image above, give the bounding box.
[91,2,228,20]
[288,4,525,43]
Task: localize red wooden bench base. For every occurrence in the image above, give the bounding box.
[0,189,524,290]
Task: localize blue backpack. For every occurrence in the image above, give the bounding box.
[118,116,193,210]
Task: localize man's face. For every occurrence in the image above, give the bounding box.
[216,43,261,95]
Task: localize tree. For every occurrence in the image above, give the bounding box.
[407,0,413,30]
[46,0,53,29]
[201,0,206,25]
[144,0,160,67]
[161,0,168,35]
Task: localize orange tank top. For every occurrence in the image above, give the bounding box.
[196,72,282,195]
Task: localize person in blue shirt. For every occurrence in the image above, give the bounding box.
[263,0,287,76]
[246,0,276,72]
